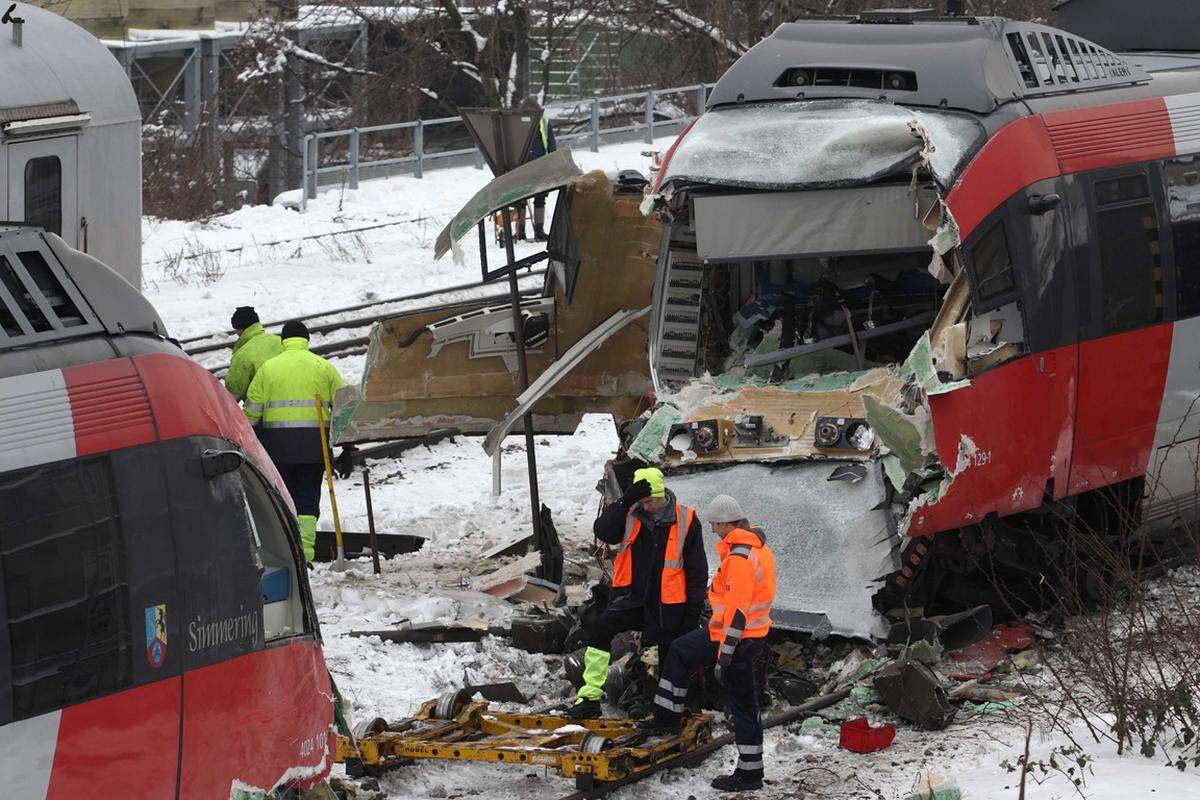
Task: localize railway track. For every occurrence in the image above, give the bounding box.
[184,270,546,373]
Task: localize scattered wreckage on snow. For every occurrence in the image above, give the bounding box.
[334,15,1200,640]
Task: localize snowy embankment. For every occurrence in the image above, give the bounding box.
[145,143,1200,800]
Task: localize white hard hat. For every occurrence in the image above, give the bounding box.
[704,494,746,524]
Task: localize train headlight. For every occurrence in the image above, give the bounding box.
[815,420,841,448]
[846,422,875,451]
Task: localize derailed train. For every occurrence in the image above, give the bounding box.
[0,229,333,793]
[336,15,1200,638]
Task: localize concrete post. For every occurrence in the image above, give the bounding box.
[696,83,707,115]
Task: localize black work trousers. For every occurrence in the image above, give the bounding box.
[587,606,686,655]
[277,462,325,517]
[653,627,766,779]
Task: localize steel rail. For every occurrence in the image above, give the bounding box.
[182,269,546,350]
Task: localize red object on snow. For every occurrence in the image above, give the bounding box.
[839,717,896,753]
[947,623,1035,681]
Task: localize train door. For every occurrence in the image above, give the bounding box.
[0,446,183,799]
[7,137,78,249]
[1068,165,1174,496]
[172,438,330,798]
[1143,154,1200,529]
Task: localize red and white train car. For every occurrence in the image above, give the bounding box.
[0,228,332,797]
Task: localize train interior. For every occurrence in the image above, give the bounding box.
[653,182,983,387]
[241,466,306,640]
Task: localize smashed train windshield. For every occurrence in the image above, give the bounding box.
[660,99,985,191]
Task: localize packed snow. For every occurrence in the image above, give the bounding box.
[146,139,1200,800]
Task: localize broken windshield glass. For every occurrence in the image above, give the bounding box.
[659,99,985,191]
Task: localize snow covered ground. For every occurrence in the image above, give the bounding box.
[146,141,1200,800]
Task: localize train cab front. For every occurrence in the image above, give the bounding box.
[0,226,335,797]
[618,20,1055,639]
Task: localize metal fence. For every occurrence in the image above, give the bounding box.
[299,83,714,211]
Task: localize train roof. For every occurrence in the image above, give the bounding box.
[0,226,171,377]
[708,16,1153,115]
[0,4,139,129]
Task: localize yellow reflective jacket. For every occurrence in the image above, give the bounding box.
[225,322,283,400]
[243,337,344,463]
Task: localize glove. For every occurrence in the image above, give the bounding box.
[714,662,726,684]
[621,479,653,506]
[334,446,356,479]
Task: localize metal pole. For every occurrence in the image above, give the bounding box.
[362,468,381,575]
[306,135,318,200]
[349,128,360,190]
[414,121,425,179]
[644,90,655,144]
[590,97,600,152]
[500,208,543,554]
[300,135,309,213]
[474,145,484,171]
[696,84,707,115]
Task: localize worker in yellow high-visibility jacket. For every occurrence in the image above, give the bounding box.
[243,320,348,563]
[225,306,282,401]
[517,95,557,242]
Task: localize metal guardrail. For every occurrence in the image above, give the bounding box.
[299,83,714,211]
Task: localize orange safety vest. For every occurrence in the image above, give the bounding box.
[708,528,776,652]
[611,503,695,605]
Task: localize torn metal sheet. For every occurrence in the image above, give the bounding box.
[862,394,932,476]
[873,659,957,730]
[427,296,555,373]
[483,306,651,456]
[668,460,898,640]
[434,148,583,260]
[627,405,683,462]
[334,172,658,445]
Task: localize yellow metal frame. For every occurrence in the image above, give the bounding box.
[337,697,713,784]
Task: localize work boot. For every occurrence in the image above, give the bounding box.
[564,698,601,720]
[533,225,548,242]
[711,772,764,792]
[533,206,548,242]
[635,716,681,737]
[297,514,317,564]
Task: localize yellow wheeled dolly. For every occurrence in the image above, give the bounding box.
[337,689,714,790]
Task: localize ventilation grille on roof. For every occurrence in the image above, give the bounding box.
[0,232,101,351]
[775,67,918,92]
[0,100,80,126]
[1005,24,1144,95]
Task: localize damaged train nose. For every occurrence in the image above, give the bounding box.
[616,97,998,638]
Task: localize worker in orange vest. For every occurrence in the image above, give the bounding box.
[565,466,707,720]
[643,494,776,793]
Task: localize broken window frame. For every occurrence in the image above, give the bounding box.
[963,217,1021,313]
[1084,165,1169,336]
[545,186,583,305]
[1164,155,1200,320]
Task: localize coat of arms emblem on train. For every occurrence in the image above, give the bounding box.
[145,604,167,668]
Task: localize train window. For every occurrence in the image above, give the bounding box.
[239,467,308,640]
[1093,174,1162,333]
[968,220,1016,306]
[0,458,131,721]
[1165,157,1200,318]
[24,157,61,237]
